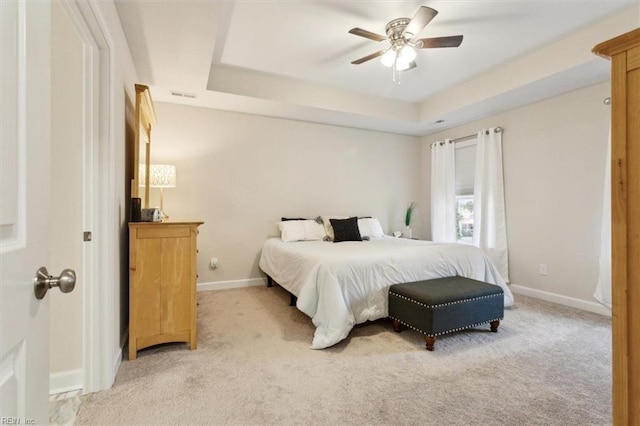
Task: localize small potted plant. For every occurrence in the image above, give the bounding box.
[404,202,416,238]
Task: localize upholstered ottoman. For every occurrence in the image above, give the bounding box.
[388,276,504,351]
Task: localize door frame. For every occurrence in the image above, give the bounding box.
[57,0,115,394]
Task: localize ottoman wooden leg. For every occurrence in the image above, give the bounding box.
[490,320,500,332]
[425,336,435,351]
[392,319,403,332]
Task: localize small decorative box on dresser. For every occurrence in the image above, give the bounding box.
[128,220,203,360]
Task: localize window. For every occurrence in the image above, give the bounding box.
[454,139,477,243]
[456,195,474,243]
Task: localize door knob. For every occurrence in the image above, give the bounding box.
[34,267,76,300]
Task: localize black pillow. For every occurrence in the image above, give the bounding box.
[330,217,362,243]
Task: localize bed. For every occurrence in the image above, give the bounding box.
[258,233,513,349]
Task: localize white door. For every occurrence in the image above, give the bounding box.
[1,1,53,422]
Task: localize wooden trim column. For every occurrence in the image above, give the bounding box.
[593,28,640,425]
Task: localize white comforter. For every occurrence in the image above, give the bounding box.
[258,237,513,349]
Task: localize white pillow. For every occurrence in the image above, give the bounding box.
[358,217,385,238]
[278,220,327,242]
[320,215,347,240]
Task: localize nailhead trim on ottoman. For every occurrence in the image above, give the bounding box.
[388,276,504,351]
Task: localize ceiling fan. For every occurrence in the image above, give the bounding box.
[349,6,463,75]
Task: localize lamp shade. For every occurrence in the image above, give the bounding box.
[139,164,176,188]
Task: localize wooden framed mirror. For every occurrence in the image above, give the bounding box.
[131,84,157,209]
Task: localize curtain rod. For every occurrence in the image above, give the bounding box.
[431,127,503,147]
[452,126,503,143]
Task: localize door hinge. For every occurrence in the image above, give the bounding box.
[83,231,92,242]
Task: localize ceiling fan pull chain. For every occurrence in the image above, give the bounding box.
[392,57,396,83]
[392,56,399,84]
[392,59,402,85]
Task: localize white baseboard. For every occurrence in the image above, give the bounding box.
[49,368,83,395]
[197,277,267,292]
[196,279,612,318]
[510,284,611,317]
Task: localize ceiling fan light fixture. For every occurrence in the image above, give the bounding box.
[349,6,462,83]
[380,49,396,67]
[399,45,417,62]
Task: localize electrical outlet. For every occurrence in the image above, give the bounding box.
[210,257,219,270]
[539,263,548,276]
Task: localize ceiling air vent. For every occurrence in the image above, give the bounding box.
[171,91,196,99]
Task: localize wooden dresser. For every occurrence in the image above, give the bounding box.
[593,28,640,424]
[128,220,203,360]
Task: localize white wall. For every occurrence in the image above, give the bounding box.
[50,0,84,392]
[423,82,611,313]
[150,103,425,286]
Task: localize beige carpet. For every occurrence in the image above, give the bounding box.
[75,286,611,425]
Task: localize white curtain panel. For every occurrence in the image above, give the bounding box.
[473,129,510,282]
[430,140,456,242]
[594,129,611,309]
